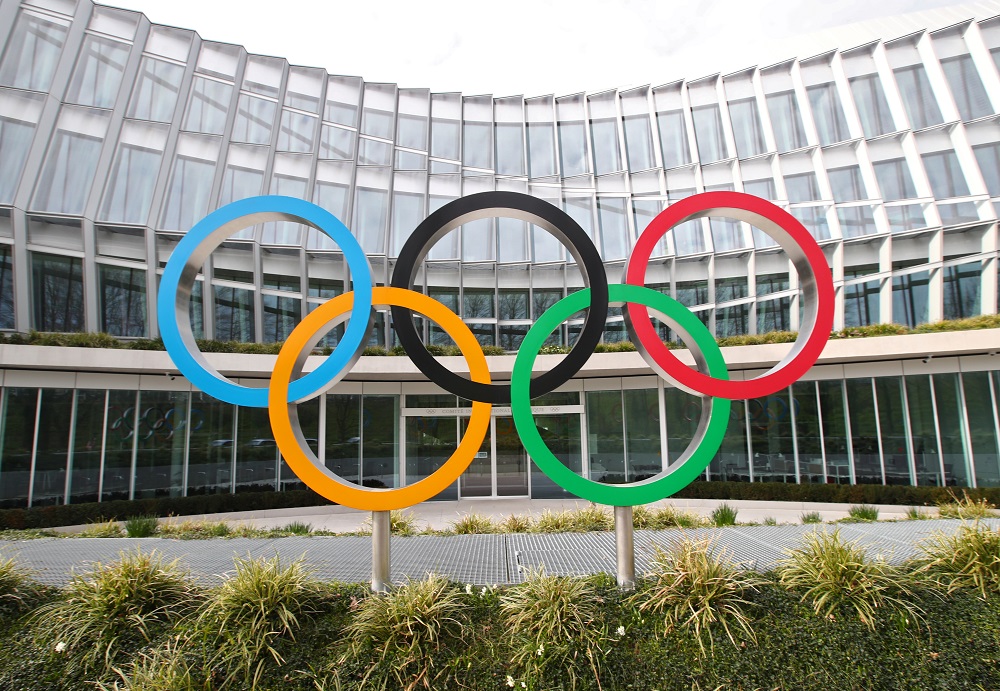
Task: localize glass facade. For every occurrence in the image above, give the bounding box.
[0,0,998,504]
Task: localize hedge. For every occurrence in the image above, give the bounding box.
[1,482,996,530]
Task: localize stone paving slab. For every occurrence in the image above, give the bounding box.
[2,518,996,587]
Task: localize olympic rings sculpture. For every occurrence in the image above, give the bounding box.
[159,191,834,510]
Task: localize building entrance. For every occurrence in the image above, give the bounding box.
[459,416,529,498]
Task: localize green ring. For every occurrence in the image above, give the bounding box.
[511,283,731,506]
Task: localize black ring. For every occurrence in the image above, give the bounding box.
[389,191,610,404]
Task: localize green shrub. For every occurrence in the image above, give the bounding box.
[911,522,1000,599]
[710,503,738,526]
[499,570,610,689]
[763,516,778,526]
[159,519,234,539]
[633,539,760,654]
[937,490,998,519]
[846,504,879,522]
[777,530,919,628]
[450,513,495,535]
[96,637,200,691]
[124,515,158,538]
[343,574,466,691]
[481,345,507,356]
[79,519,124,538]
[831,323,909,339]
[801,511,823,524]
[905,506,932,520]
[531,509,576,533]
[647,505,705,529]
[31,548,197,676]
[569,504,614,531]
[198,555,327,688]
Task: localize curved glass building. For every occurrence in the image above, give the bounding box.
[1,0,1000,507]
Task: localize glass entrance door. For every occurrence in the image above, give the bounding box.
[459,416,492,497]
[495,416,529,496]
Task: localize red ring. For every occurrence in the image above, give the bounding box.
[625,191,834,400]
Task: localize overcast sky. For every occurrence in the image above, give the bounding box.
[103,0,987,96]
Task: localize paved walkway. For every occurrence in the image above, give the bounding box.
[4,518,993,588]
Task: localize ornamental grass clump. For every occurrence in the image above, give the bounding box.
[801,511,823,524]
[937,490,998,519]
[911,522,1000,599]
[281,521,312,536]
[79,518,124,538]
[631,539,760,654]
[710,502,738,526]
[499,570,610,689]
[97,637,200,691]
[197,555,328,689]
[450,513,496,534]
[777,529,919,629]
[0,556,41,616]
[498,514,532,533]
[846,504,879,522]
[568,504,614,532]
[343,574,466,691]
[31,548,197,676]
[124,515,159,538]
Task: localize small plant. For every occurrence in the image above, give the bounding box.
[632,505,653,529]
[632,539,760,654]
[763,516,778,526]
[710,503,738,526]
[905,506,932,520]
[124,515,159,538]
[97,636,200,691]
[531,509,575,533]
[382,510,419,536]
[198,555,328,688]
[777,530,918,628]
[497,514,532,533]
[282,521,313,536]
[569,504,614,532]
[450,513,495,535]
[31,548,197,676]
[846,504,879,522]
[159,519,235,539]
[911,523,1000,599]
[937,490,998,519]
[344,574,466,691]
[79,518,124,538]
[801,511,823,524]
[648,506,705,529]
[499,570,610,689]
[0,556,41,615]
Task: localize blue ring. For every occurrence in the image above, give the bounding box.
[158,196,373,408]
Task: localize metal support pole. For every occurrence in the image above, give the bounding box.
[372,510,391,593]
[614,505,635,590]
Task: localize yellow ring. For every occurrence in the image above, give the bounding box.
[268,286,492,511]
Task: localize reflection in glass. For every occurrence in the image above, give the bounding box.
[66,35,129,109]
[406,415,456,500]
[793,381,824,483]
[183,77,233,134]
[319,125,355,160]
[757,296,790,333]
[232,95,277,144]
[34,128,105,214]
[278,110,316,152]
[160,156,216,231]
[495,122,524,175]
[873,159,916,201]
[906,375,941,485]
[892,270,929,327]
[363,395,398,489]
[807,83,850,146]
[30,388,71,506]
[922,150,970,199]
[0,246,14,329]
[587,390,625,483]
[818,380,850,484]
[597,197,628,260]
[894,65,943,129]
[875,377,912,485]
[262,294,300,342]
[748,390,795,483]
[126,58,184,122]
[624,388,660,480]
[944,261,980,320]
[963,371,999,487]
[186,393,234,495]
[101,143,162,224]
[728,98,766,158]
[692,104,727,163]
[941,54,992,121]
[235,406,277,492]
[527,121,556,178]
[657,110,690,168]
[0,12,68,92]
[766,91,808,151]
[934,373,971,486]
[0,109,36,203]
[32,252,83,332]
[531,413,582,499]
[214,285,254,342]
[326,394,360,485]
[844,280,880,327]
[850,74,894,138]
[133,390,188,498]
[846,379,880,484]
[100,264,146,336]
[558,121,587,177]
[102,390,136,501]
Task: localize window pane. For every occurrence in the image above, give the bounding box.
[0,109,37,203]
[623,114,653,170]
[102,390,136,501]
[558,121,587,177]
[892,270,929,327]
[362,395,398,489]
[277,110,316,152]
[219,166,263,206]
[974,142,1000,196]
[716,303,749,337]
[101,143,162,224]
[828,165,867,202]
[0,387,37,508]
[100,264,146,336]
[589,118,621,175]
[934,373,971,486]
[66,35,130,109]
[818,380,850,484]
[747,390,795,483]
[692,104,727,162]
[894,65,943,129]
[807,83,850,146]
[716,276,748,302]
[793,381,824,483]
[430,119,459,161]
[186,394,234,495]
[757,296,790,333]
[133,390,187,498]
[32,252,83,331]
[766,91,808,151]
[785,172,820,202]
[943,261,980,320]
[527,122,556,177]
[876,377,912,485]
[68,389,105,504]
[837,206,877,238]
[965,371,1000,487]
[791,206,830,241]
[530,412,582,499]
[183,76,232,134]
[262,294,300,342]
[0,246,13,329]
[597,197,628,260]
[922,150,970,198]
[886,204,927,232]
[657,110,690,168]
[31,388,72,506]
[873,158,917,200]
[906,376,942,485]
[844,279,880,326]
[319,125,354,160]
[326,394,361,486]
[463,121,491,169]
[160,156,215,231]
[405,415,456,500]
[941,54,992,121]
[728,97,766,158]
[126,57,184,122]
[353,187,388,254]
[850,74,894,138]
[587,390,625,482]
[34,128,105,214]
[0,12,68,92]
[213,285,254,342]
[232,95,276,144]
[495,122,524,175]
[624,388,660,481]
[846,378,880,484]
